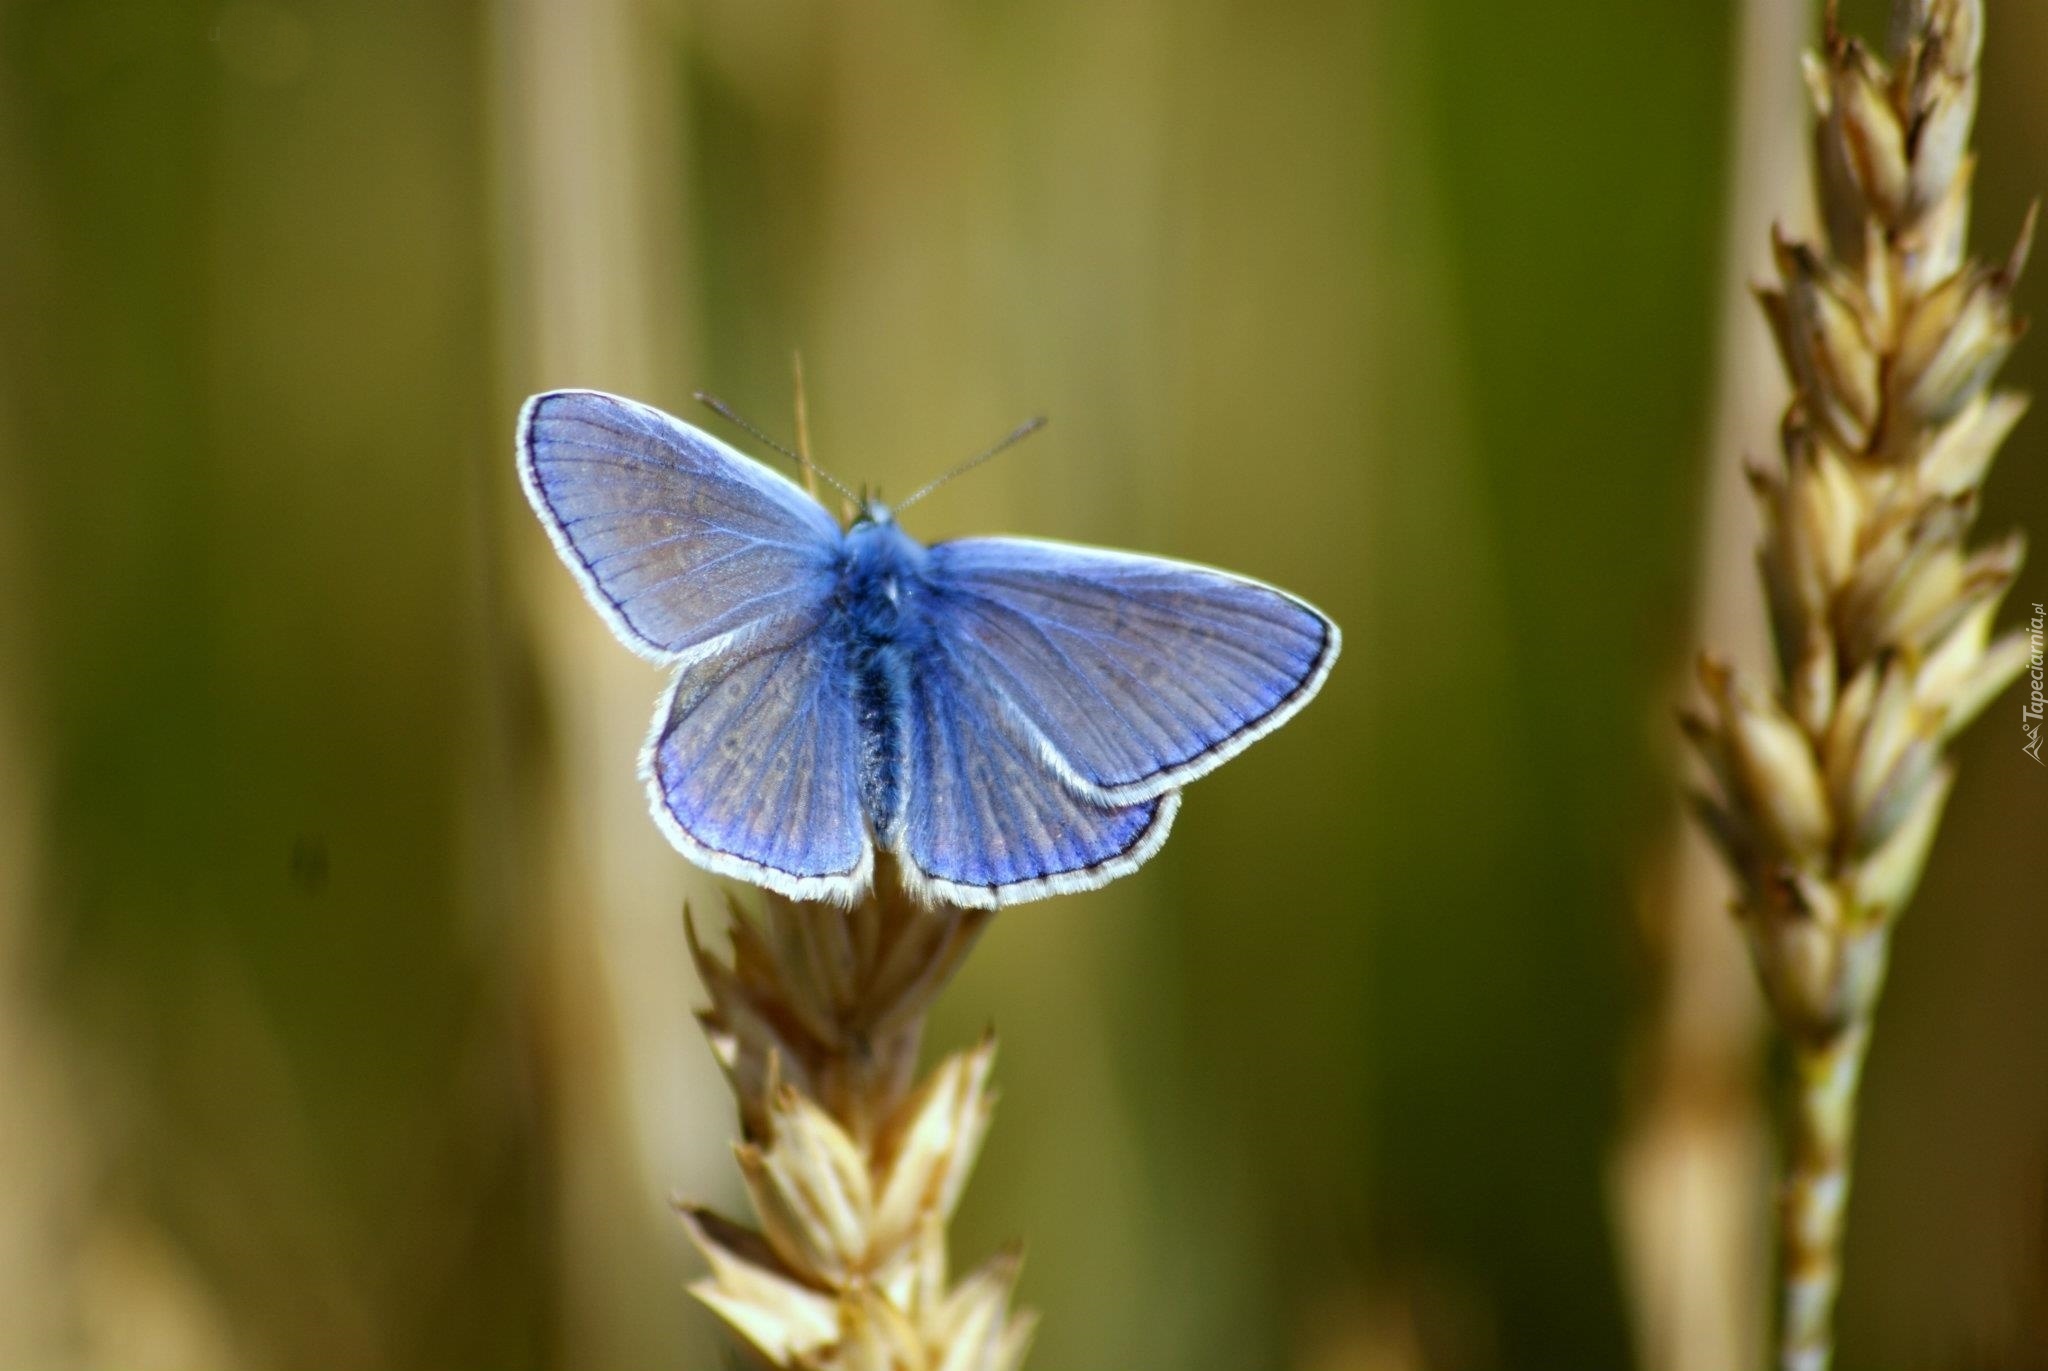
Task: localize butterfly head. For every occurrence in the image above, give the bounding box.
[845,499,924,567]
[852,495,897,528]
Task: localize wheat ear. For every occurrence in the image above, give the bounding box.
[678,859,1036,1371]
[1686,1,2034,1367]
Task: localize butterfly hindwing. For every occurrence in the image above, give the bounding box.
[892,619,1179,908]
[919,537,1339,804]
[519,389,843,662]
[642,607,873,903]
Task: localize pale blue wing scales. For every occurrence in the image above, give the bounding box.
[921,537,1339,803]
[519,389,843,662]
[894,630,1179,910]
[641,610,873,903]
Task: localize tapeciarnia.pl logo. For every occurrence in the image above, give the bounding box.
[2025,601,2046,765]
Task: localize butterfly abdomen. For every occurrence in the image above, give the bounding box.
[837,518,929,847]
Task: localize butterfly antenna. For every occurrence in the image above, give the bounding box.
[895,415,1048,512]
[694,390,860,506]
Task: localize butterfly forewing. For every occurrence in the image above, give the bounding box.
[519,389,842,662]
[920,537,1339,804]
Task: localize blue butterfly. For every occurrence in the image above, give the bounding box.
[518,389,1339,908]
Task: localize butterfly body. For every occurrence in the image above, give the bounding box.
[834,505,927,845]
[519,388,1339,909]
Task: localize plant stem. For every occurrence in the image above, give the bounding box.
[1779,1008,1874,1371]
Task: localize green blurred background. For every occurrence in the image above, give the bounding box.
[3,0,2044,1367]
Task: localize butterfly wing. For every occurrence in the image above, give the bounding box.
[893,622,1178,908]
[520,389,868,899]
[518,389,843,663]
[919,536,1339,805]
[640,609,872,903]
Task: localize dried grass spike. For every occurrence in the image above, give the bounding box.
[680,874,1031,1369]
[1688,0,2031,1365]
